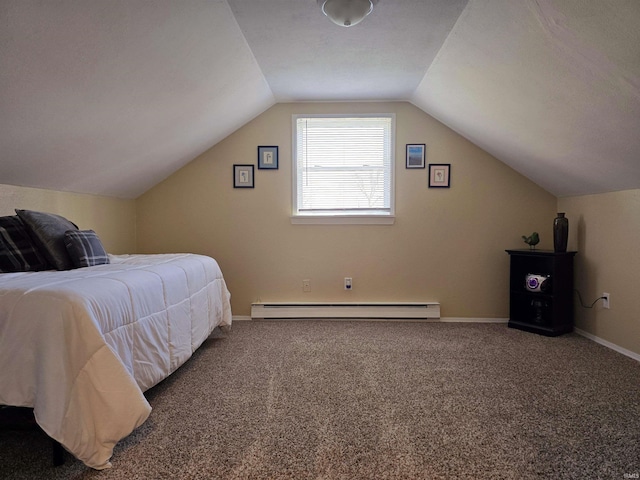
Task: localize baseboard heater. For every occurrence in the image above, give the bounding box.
[250,302,440,320]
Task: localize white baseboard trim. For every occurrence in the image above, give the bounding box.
[574,327,640,363]
[441,317,509,324]
[234,315,508,324]
[250,302,440,320]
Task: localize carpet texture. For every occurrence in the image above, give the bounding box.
[1,321,639,479]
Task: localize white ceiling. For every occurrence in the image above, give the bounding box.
[1,0,639,199]
[227,0,467,102]
[412,0,640,197]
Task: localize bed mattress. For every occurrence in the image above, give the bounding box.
[0,253,232,469]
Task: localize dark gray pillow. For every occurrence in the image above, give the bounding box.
[0,215,51,272]
[64,230,110,268]
[15,209,78,271]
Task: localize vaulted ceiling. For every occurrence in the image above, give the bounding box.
[1,0,639,199]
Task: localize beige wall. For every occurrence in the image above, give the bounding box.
[137,102,557,317]
[4,105,636,356]
[0,184,136,254]
[559,189,640,355]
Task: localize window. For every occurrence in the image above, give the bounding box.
[292,114,395,224]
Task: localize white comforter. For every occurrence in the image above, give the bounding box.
[0,253,232,469]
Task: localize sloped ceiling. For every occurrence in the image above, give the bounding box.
[0,0,275,198]
[1,0,639,199]
[412,0,640,197]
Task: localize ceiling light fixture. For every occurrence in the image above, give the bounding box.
[317,0,378,27]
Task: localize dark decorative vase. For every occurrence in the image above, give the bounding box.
[553,212,568,253]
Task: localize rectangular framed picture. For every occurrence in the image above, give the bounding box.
[258,146,278,169]
[428,163,451,188]
[234,164,254,188]
[406,144,426,169]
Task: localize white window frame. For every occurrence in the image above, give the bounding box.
[291,113,396,225]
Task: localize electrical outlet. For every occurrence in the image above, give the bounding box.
[344,277,352,290]
[602,292,610,309]
[303,279,311,292]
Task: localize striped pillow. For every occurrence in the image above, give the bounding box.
[0,215,50,273]
[63,230,110,268]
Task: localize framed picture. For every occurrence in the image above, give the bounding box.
[406,144,426,169]
[428,164,451,188]
[258,146,278,170]
[234,164,254,188]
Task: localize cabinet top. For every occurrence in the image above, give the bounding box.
[505,249,577,257]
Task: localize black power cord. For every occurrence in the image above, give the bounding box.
[575,290,606,309]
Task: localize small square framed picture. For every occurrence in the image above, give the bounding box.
[406,144,426,169]
[428,164,451,188]
[234,164,254,188]
[258,146,278,170]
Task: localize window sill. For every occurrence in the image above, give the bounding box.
[291,214,395,225]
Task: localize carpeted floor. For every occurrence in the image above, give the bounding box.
[1,320,639,479]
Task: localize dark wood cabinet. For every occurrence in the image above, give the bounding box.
[505,249,577,336]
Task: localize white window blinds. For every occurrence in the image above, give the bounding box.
[293,115,394,217]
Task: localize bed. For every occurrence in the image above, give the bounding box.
[0,211,232,469]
